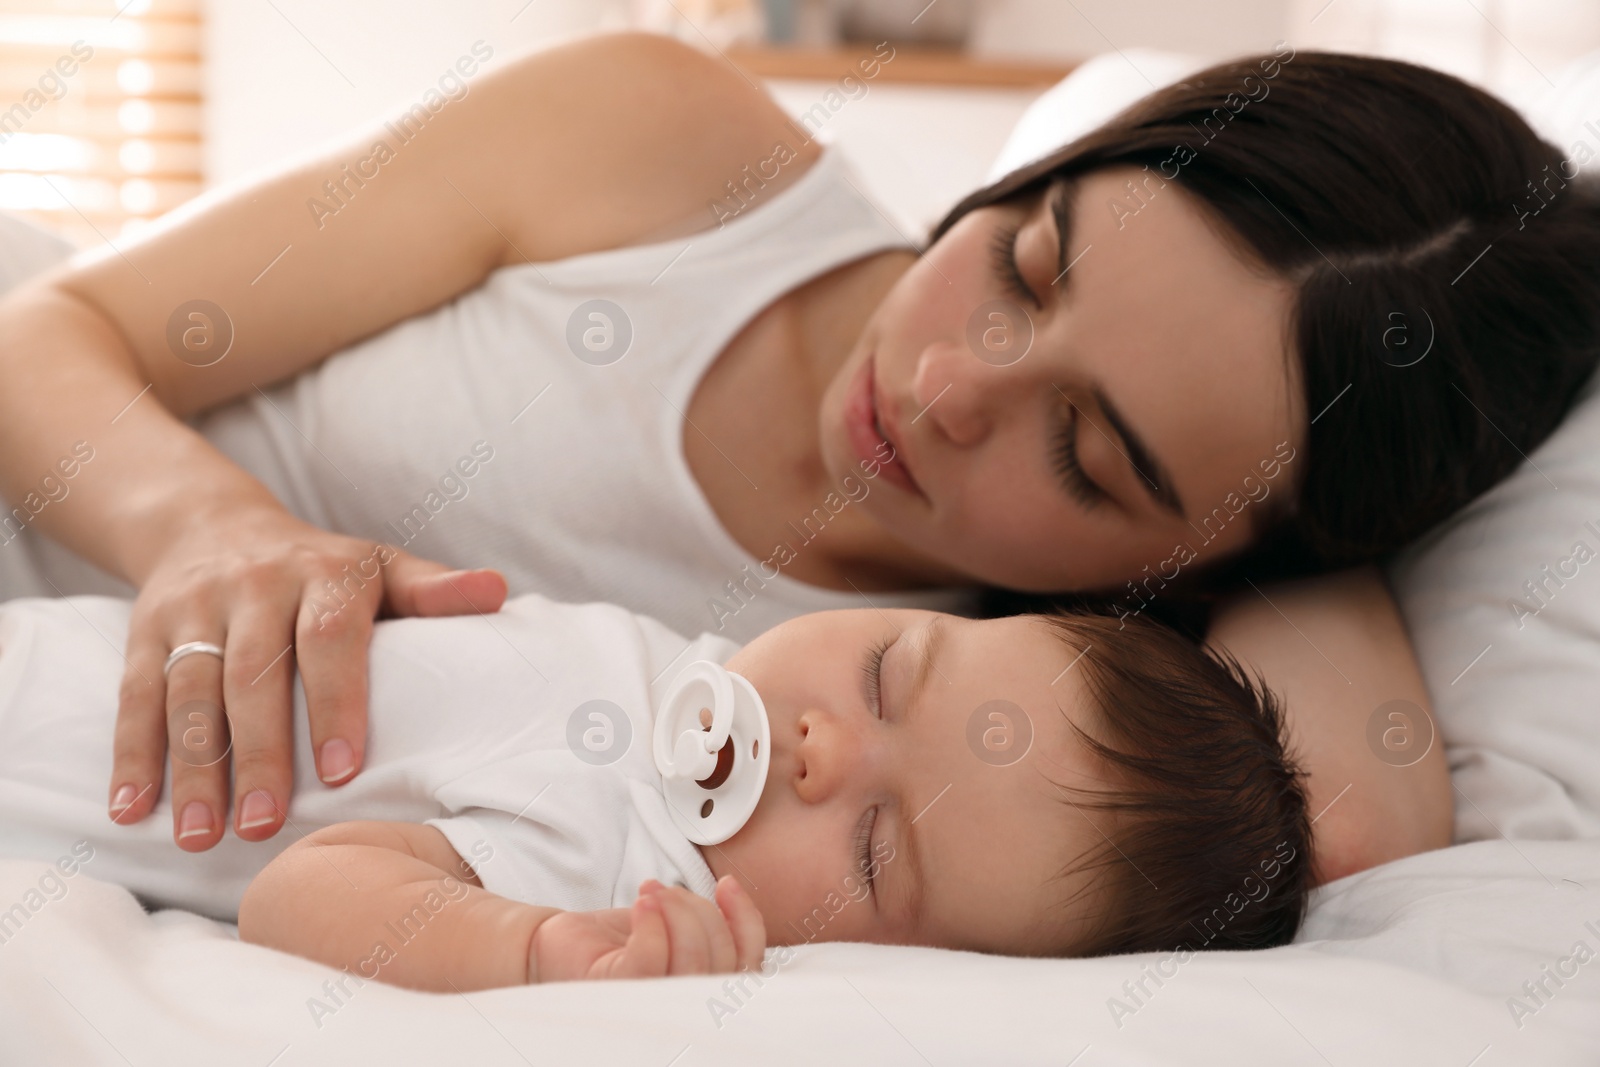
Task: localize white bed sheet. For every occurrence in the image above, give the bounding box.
[1,839,1596,1065]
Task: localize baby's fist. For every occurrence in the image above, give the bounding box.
[527,876,766,982]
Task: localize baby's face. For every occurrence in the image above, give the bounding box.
[709,609,1113,955]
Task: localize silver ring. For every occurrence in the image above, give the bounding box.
[163,641,225,677]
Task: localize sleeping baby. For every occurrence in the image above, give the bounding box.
[0,591,1316,990]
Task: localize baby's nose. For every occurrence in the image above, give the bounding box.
[792,709,850,805]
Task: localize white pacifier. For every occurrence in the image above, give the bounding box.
[654,660,771,845]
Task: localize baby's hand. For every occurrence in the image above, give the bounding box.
[527,876,765,983]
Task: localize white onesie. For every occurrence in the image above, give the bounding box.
[0,592,738,923]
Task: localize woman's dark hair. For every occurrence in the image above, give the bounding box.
[1033,606,1312,956]
[941,48,1600,606]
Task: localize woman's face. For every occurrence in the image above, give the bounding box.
[818,164,1305,593]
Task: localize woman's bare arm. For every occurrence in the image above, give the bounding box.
[11,33,813,424]
[0,31,819,849]
[1203,565,1453,884]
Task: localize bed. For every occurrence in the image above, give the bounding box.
[3,45,1600,1067]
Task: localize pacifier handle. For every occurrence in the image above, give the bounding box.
[658,663,734,781]
[668,726,719,781]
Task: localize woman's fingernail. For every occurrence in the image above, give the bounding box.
[109,783,140,817]
[237,790,278,831]
[319,738,356,784]
[177,801,213,841]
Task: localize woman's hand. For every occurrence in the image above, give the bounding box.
[528,877,767,982]
[107,501,507,850]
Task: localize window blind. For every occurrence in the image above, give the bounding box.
[0,0,202,247]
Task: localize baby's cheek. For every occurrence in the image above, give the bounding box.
[786,880,875,945]
[840,871,871,904]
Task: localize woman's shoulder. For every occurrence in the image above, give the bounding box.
[1203,567,1454,884]
[488,32,825,251]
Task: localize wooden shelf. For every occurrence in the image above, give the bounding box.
[726,43,1076,89]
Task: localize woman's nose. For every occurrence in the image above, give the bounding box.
[792,708,854,805]
[911,338,1007,448]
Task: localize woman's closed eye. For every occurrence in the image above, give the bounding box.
[988,215,1109,511]
[989,220,1038,307]
[1052,403,1109,510]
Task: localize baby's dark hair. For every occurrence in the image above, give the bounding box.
[1030,605,1312,957]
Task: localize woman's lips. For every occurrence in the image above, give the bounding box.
[845,354,923,498]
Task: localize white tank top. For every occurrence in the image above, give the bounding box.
[0,146,976,640]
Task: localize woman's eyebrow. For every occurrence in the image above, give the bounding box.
[1088,385,1186,518]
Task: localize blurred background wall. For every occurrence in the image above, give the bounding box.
[3,0,1598,245]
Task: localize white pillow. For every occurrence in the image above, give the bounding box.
[985,49,1208,184]
[1389,370,1600,844]
[1405,50,1600,845]
[990,49,1600,844]
[1518,47,1600,173]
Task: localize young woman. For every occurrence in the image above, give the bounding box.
[0,33,1593,854]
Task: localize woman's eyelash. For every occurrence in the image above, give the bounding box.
[859,635,892,716]
[1053,406,1106,510]
[854,806,878,895]
[989,221,1036,305]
